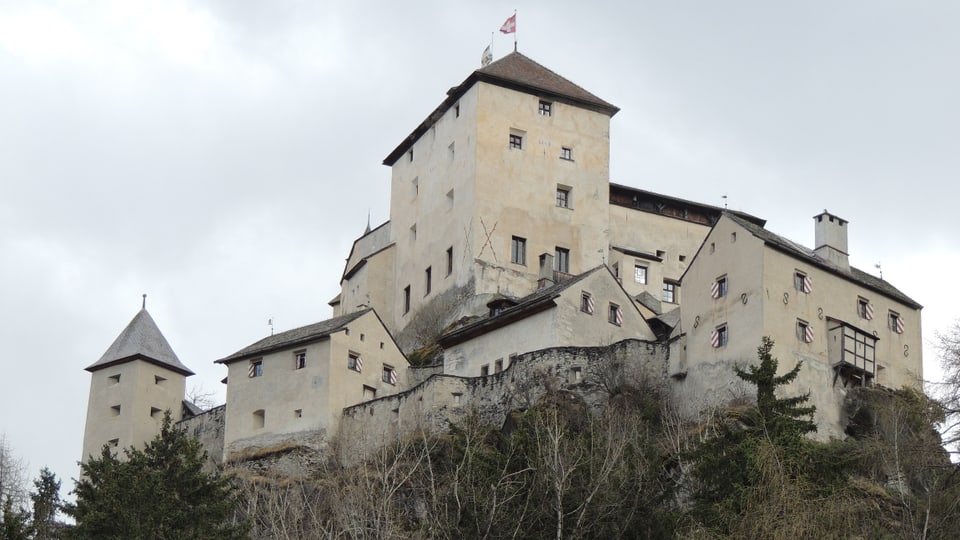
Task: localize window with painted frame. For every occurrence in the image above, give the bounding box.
[580,291,594,314]
[634,264,647,284]
[511,236,527,265]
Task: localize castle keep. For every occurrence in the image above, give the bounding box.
[81,50,923,466]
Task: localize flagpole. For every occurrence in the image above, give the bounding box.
[513,9,518,52]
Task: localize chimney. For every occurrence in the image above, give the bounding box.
[813,210,849,271]
[538,253,555,289]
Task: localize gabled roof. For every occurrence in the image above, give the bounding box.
[86,309,194,376]
[724,213,922,309]
[216,309,370,365]
[609,183,766,228]
[439,266,616,347]
[384,52,618,166]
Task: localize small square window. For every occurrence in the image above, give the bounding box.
[150,407,162,418]
[154,375,166,385]
[509,133,523,149]
[580,291,594,314]
[634,264,647,284]
[108,374,121,385]
[711,325,728,348]
[382,365,397,385]
[556,186,571,208]
[797,319,813,343]
[348,352,362,372]
[294,409,303,418]
[712,276,727,299]
[560,147,572,160]
[858,297,873,320]
[511,236,527,265]
[110,405,121,416]
[495,359,504,373]
[569,366,582,383]
[294,350,306,370]
[539,100,552,116]
[248,360,263,378]
[108,438,119,448]
[608,303,623,326]
[363,385,376,400]
[480,365,490,377]
[795,271,812,293]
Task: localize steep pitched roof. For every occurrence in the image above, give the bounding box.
[86,309,194,376]
[384,52,618,165]
[724,213,922,309]
[216,309,370,364]
[439,266,608,347]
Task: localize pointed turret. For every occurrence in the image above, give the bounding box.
[81,307,193,463]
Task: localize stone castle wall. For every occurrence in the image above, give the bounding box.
[337,339,669,462]
[177,404,226,467]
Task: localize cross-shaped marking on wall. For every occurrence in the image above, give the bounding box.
[477,217,499,262]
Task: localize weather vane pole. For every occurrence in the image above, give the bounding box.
[142,293,147,309]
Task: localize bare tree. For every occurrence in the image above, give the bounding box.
[0,434,28,509]
[187,383,218,411]
[935,320,960,455]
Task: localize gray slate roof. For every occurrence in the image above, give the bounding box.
[725,213,922,309]
[216,309,370,364]
[384,52,618,165]
[86,309,194,376]
[439,266,605,347]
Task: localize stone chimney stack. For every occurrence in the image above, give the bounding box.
[813,210,849,271]
[538,253,555,289]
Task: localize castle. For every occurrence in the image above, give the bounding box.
[81,51,924,466]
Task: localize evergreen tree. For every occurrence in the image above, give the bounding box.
[0,495,29,540]
[67,412,246,540]
[30,468,61,540]
[734,336,817,442]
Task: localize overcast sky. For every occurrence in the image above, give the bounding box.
[1,1,958,501]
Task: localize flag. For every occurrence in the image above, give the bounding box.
[481,45,492,66]
[500,14,516,34]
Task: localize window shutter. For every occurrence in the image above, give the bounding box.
[389,369,397,385]
[896,316,905,334]
[711,329,720,348]
[804,325,814,343]
[710,281,720,299]
[615,306,623,325]
[247,364,256,378]
[865,303,874,320]
[802,275,813,293]
[587,295,595,313]
[356,357,363,372]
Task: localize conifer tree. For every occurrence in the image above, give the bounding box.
[29,468,61,540]
[68,412,246,540]
[0,495,29,540]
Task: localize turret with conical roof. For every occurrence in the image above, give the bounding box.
[81,307,193,462]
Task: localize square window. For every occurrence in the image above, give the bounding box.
[363,385,376,400]
[608,303,623,326]
[150,407,162,418]
[581,291,594,314]
[569,366,582,383]
[556,186,571,208]
[294,409,303,418]
[480,364,490,377]
[663,282,676,303]
[294,350,306,370]
[795,271,812,293]
[560,147,572,160]
[495,359,504,373]
[711,325,728,348]
[509,133,523,149]
[108,374,120,385]
[555,247,570,273]
[403,286,411,314]
[858,297,873,320]
[511,236,527,265]
[382,365,397,385]
[797,320,813,343]
[154,375,166,385]
[425,266,432,296]
[538,100,552,116]
[348,352,362,372]
[634,264,647,284]
[712,276,727,299]
[110,404,121,416]
[248,360,263,378]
